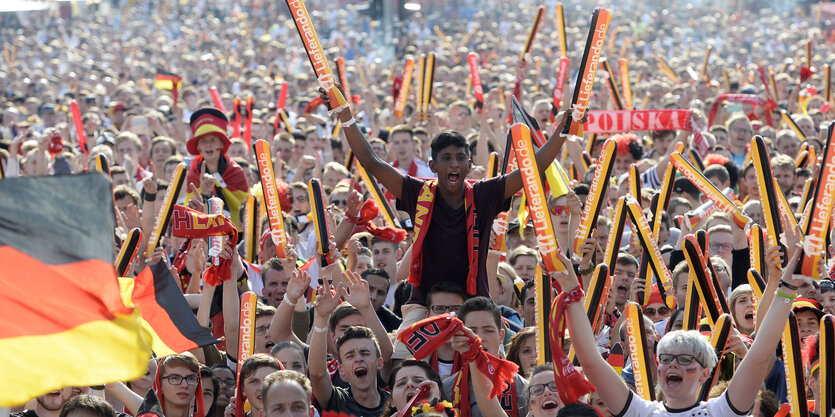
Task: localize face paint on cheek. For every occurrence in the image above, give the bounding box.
[684,366,700,375]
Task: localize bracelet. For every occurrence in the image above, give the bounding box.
[577,264,595,276]
[488,249,505,256]
[341,117,356,127]
[283,297,297,307]
[775,289,798,303]
[313,324,328,333]
[778,280,799,291]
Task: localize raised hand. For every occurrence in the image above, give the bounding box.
[340,269,371,310]
[186,239,208,276]
[285,269,311,305]
[313,282,343,319]
[199,163,214,195]
[187,183,206,212]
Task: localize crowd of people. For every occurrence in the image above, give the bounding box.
[4,0,835,416]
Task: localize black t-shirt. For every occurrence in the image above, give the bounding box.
[397,175,511,305]
[318,386,390,417]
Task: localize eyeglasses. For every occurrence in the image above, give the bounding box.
[644,306,671,316]
[255,325,269,336]
[658,353,704,367]
[161,374,200,386]
[220,378,236,388]
[713,266,728,274]
[709,243,733,252]
[529,381,557,396]
[821,279,835,293]
[550,205,569,216]
[430,305,461,315]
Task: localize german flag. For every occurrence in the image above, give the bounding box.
[154,70,183,91]
[0,173,151,407]
[120,262,220,357]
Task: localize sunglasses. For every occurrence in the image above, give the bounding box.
[644,306,671,316]
[658,353,704,367]
[550,205,569,216]
[332,199,348,207]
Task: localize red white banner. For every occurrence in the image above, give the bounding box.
[582,109,692,134]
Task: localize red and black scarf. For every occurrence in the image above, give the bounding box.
[170,205,238,286]
[408,181,479,295]
[397,314,518,417]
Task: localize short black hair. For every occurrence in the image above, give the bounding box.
[59,395,116,417]
[430,130,469,161]
[361,268,389,281]
[426,281,468,308]
[519,279,536,303]
[458,296,502,330]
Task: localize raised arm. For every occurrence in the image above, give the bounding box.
[221,238,241,361]
[727,242,804,412]
[549,250,632,414]
[450,326,509,417]
[341,269,395,379]
[268,269,310,348]
[308,283,343,407]
[503,109,573,200]
[323,86,405,198]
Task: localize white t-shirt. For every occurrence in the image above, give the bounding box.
[616,391,749,417]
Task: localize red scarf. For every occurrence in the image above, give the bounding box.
[393,159,418,177]
[453,364,518,417]
[707,94,776,127]
[549,287,596,405]
[408,181,478,295]
[398,315,518,401]
[171,205,238,286]
[345,199,407,243]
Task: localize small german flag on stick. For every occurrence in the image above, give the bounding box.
[155,70,183,107]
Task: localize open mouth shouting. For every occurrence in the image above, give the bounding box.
[447,172,461,186]
[664,372,683,388]
[354,366,369,379]
[541,400,559,410]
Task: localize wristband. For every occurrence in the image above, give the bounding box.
[313,324,328,333]
[488,249,505,256]
[341,117,356,128]
[778,280,799,291]
[775,289,798,303]
[141,189,157,202]
[284,297,297,307]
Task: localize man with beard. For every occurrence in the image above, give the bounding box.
[12,388,74,417]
